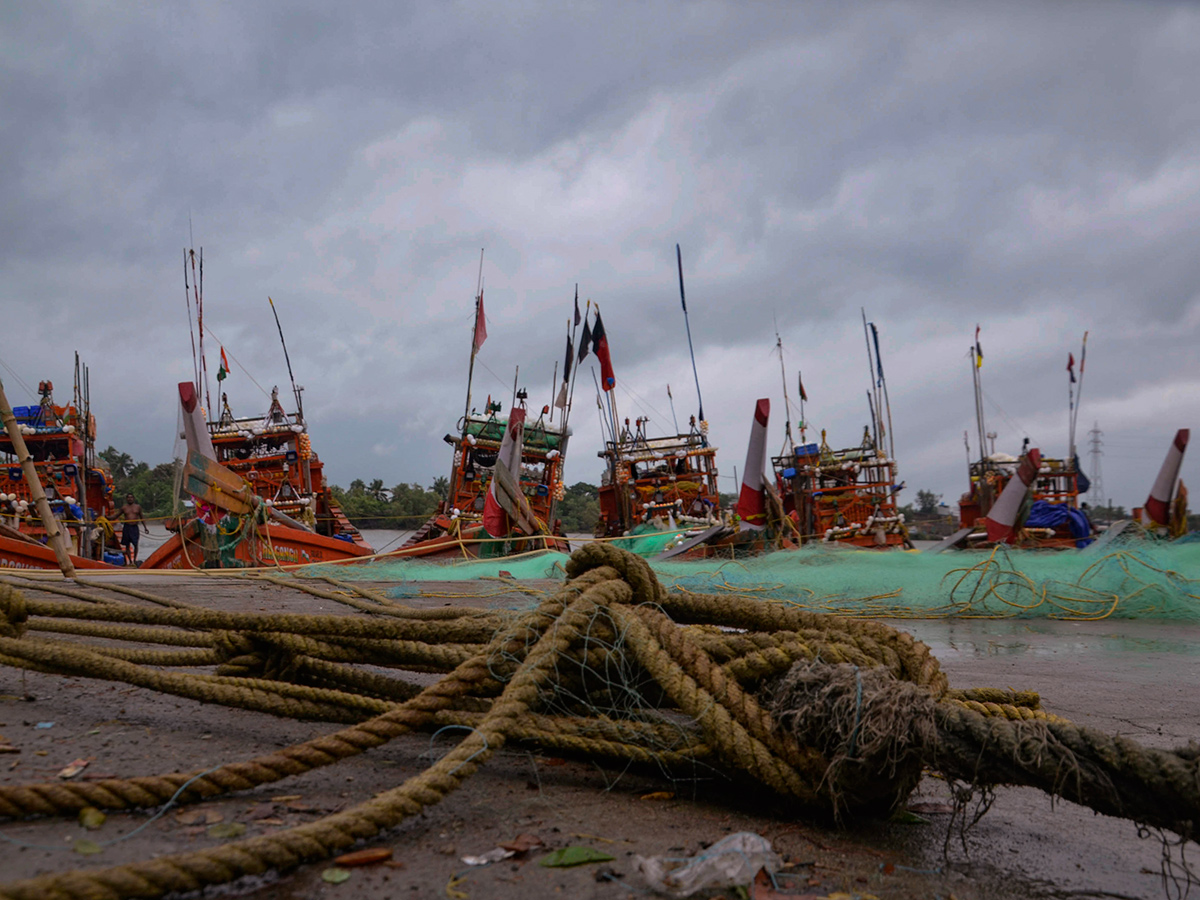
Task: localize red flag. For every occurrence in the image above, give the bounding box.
[472,291,487,354]
[592,312,615,391]
[1067,352,1076,383]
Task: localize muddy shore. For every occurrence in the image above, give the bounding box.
[0,573,1196,899]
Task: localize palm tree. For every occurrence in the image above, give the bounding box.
[431,476,450,500]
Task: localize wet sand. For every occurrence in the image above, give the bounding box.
[0,573,1195,899]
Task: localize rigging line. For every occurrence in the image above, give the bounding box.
[0,357,37,401]
[198,325,272,400]
[615,382,670,428]
[979,388,1036,445]
[475,358,518,397]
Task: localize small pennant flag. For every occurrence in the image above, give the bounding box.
[1080,331,1088,374]
[1067,352,1076,383]
[217,347,230,382]
[573,286,581,327]
[974,325,984,368]
[798,371,807,402]
[667,384,673,400]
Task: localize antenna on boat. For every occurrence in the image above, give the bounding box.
[461,249,486,427]
[667,384,680,434]
[676,244,706,435]
[774,321,795,454]
[268,296,304,424]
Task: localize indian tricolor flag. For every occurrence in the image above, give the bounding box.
[217,347,230,382]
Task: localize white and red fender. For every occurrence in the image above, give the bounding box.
[735,399,770,530]
[1141,429,1189,526]
[984,448,1041,543]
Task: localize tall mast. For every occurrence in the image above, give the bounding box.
[461,249,485,427]
[268,297,304,423]
[775,326,795,454]
[971,335,987,463]
[676,245,706,432]
[860,309,881,450]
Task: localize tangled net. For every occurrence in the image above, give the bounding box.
[0,543,1196,899]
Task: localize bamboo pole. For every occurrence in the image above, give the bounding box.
[0,379,76,576]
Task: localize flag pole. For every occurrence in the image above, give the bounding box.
[561,288,584,438]
[676,245,706,431]
[667,384,680,434]
[268,297,303,423]
[461,249,485,428]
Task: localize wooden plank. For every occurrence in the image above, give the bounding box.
[184,472,254,516]
[492,463,539,535]
[184,451,256,515]
[654,523,729,560]
[924,526,972,554]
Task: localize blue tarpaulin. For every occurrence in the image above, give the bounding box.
[1025,499,1093,548]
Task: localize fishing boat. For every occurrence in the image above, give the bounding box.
[767,317,911,550]
[595,413,723,542]
[395,258,572,559]
[396,397,570,558]
[0,365,124,570]
[142,255,372,569]
[142,383,374,570]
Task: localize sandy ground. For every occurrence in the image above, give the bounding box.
[0,572,1196,900]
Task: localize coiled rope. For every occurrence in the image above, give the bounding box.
[0,543,1195,899]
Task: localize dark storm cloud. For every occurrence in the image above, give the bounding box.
[0,1,1197,507]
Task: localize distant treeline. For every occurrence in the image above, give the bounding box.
[331,478,601,533]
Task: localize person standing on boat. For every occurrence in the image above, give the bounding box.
[117,493,149,566]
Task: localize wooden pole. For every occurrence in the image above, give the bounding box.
[0,379,76,576]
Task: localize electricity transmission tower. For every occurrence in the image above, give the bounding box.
[1087,422,1104,506]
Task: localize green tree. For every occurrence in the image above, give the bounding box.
[99,446,134,480]
[431,476,450,501]
[915,489,942,515]
[557,482,599,533]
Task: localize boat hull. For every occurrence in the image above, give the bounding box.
[141,518,374,570]
[391,517,569,560]
[0,535,119,570]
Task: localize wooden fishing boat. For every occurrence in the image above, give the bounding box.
[761,318,910,551]
[396,262,574,560]
[143,381,374,570]
[943,331,1098,551]
[0,375,123,569]
[771,430,910,549]
[595,415,723,542]
[396,399,570,559]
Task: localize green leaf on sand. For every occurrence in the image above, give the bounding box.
[891,809,931,825]
[79,807,106,830]
[539,846,615,867]
[74,838,103,856]
[322,867,352,884]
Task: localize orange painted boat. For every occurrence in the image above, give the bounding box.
[394,399,570,560]
[0,375,124,570]
[141,379,374,570]
[141,515,374,570]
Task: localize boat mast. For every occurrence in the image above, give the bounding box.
[461,249,485,428]
[560,293,586,441]
[676,244,706,442]
[970,327,988,463]
[775,326,795,454]
[268,297,304,424]
[859,310,881,449]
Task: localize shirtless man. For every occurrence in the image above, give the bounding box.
[117,493,149,565]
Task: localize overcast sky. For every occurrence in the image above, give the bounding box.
[2,1,1197,511]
